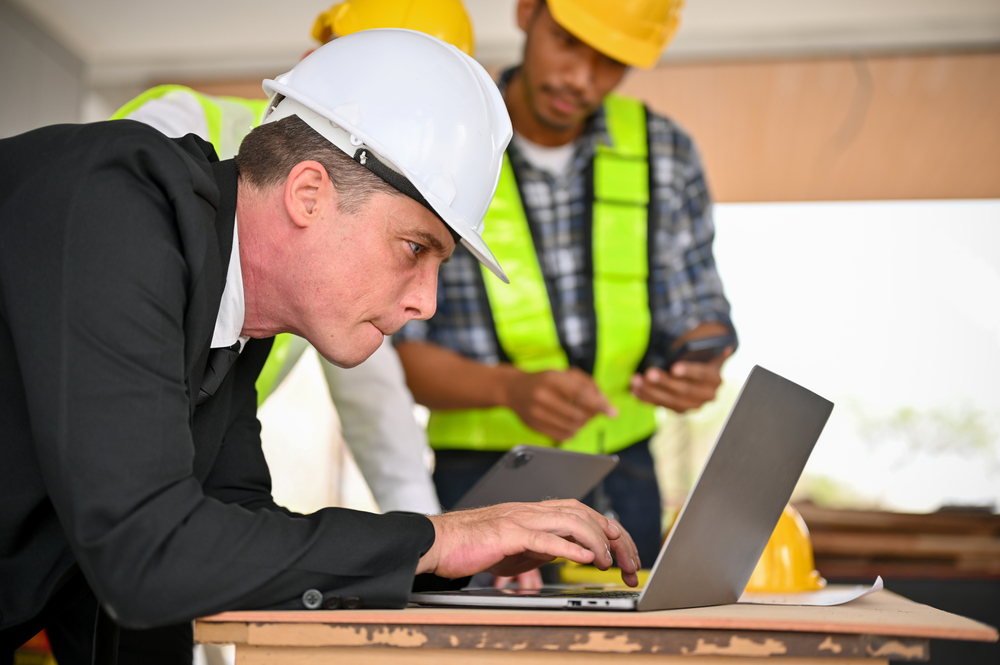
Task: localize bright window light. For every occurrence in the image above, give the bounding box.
[684,199,1000,513]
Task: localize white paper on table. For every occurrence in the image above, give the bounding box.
[737,576,884,606]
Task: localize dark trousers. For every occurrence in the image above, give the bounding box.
[433,438,664,567]
[2,572,192,665]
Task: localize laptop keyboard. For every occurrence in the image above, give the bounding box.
[563,589,640,599]
[463,587,639,599]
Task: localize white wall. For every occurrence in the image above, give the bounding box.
[0,0,83,138]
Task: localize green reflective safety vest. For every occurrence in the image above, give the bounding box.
[112,86,289,405]
[111,85,268,160]
[428,94,657,455]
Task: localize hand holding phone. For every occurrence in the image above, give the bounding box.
[664,332,738,369]
[631,332,735,413]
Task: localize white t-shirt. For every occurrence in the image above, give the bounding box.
[511,131,575,178]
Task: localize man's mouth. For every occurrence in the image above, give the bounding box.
[544,87,584,115]
[372,321,400,336]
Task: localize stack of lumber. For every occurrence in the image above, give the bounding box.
[794,502,1000,580]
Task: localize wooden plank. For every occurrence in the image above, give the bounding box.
[235,622,926,659]
[815,559,1000,581]
[194,621,248,645]
[234,645,892,664]
[795,505,1000,537]
[197,590,998,643]
[810,533,1000,560]
[617,51,1000,202]
[178,52,1000,203]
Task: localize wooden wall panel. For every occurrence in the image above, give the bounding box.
[178,51,1000,203]
[618,52,1000,202]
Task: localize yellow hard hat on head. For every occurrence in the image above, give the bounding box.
[312,0,475,57]
[745,504,827,593]
[547,0,683,69]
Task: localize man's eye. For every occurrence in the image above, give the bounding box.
[409,241,424,256]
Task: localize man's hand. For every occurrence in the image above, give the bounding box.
[502,368,617,441]
[630,348,732,413]
[493,568,544,590]
[418,500,640,587]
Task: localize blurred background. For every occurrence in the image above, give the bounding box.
[6,0,996,515]
[3,1,998,661]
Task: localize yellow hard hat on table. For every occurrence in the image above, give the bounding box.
[312,0,475,56]
[561,504,825,593]
[547,0,684,68]
[745,504,826,592]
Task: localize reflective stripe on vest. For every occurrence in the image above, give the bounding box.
[427,94,656,455]
[111,85,268,160]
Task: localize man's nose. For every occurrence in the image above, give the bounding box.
[565,49,601,95]
[403,269,438,321]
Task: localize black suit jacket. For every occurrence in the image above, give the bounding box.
[0,121,436,631]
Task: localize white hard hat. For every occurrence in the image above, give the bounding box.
[262,28,511,283]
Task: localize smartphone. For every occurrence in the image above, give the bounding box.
[664,332,737,368]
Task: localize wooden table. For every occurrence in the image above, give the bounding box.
[196,590,997,664]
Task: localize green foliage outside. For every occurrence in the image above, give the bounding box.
[650,377,999,528]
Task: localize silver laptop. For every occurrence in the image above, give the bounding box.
[411,366,833,611]
[452,445,618,510]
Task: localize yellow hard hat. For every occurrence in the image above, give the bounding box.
[560,559,651,586]
[312,0,475,57]
[547,0,684,69]
[745,504,827,593]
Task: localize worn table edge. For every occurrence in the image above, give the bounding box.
[196,591,998,643]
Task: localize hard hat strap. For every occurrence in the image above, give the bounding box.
[263,94,459,242]
[352,147,460,243]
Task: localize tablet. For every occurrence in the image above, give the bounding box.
[451,445,619,510]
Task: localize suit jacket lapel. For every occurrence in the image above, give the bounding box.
[186,158,240,417]
[211,159,238,264]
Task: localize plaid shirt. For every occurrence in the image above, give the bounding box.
[395,70,733,371]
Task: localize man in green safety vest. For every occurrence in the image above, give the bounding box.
[395,0,737,568]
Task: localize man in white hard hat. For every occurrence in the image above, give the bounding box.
[395,0,737,569]
[111,0,482,522]
[0,30,639,664]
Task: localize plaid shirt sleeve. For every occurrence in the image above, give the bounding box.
[645,111,735,368]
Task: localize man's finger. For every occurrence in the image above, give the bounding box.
[520,529,600,567]
[525,374,612,440]
[657,367,718,392]
[573,382,618,418]
[526,402,588,441]
[607,518,641,580]
[500,501,615,566]
[634,387,705,412]
[515,568,544,590]
[558,368,617,417]
[630,374,714,412]
[547,506,626,570]
[534,389,595,426]
[670,347,733,379]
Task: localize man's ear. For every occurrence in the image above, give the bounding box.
[516,0,541,32]
[284,160,336,228]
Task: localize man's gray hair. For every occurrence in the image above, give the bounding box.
[235,114,399,215]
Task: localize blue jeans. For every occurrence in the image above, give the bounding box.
[432,438,663,567]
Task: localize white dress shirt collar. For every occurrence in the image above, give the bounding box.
[211,215,250,351]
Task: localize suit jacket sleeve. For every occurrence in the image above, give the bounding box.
[0,121,435,630]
